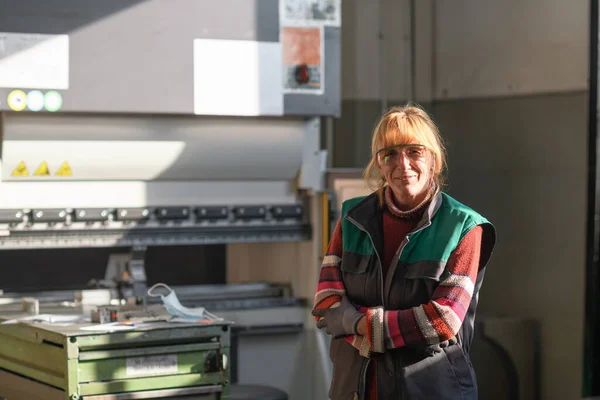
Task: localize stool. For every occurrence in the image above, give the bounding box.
[230,384,288,400]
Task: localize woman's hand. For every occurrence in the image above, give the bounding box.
[311,296,365,338]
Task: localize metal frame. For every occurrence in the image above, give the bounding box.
[587,0,600,393]
[84,385,222,399]
[0,0,341,116]
[585,0,600,396]
[0,222,311,249]
[0,112,322,249]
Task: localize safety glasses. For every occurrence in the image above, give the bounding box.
[376,144,428,167]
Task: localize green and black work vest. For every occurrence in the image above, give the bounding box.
[328,191,496,400]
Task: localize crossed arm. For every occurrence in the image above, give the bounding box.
[313,219,483,355]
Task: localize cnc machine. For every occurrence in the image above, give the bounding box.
[0,1,341,399]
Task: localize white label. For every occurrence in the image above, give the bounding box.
[126,354,178,377]
[0,32,69,89]
[193,39,283,116]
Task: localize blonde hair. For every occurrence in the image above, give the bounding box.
[363,103,447,205]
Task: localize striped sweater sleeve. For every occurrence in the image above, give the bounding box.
[313,218,345,309]
[366,225,484,353]
[313,219,370,354]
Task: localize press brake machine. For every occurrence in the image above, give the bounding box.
[0,1,341,399]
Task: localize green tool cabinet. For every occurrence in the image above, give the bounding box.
[0,316,231,400]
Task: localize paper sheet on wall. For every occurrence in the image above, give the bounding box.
[280,0,341,27]
[0,33,69,90]
[193,39,283,116]
[282,27,324,94]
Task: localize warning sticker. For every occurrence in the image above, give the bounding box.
[11,161,29,176]
[282,27,324,94]
[55,161,72,176]
[34,161,50,176]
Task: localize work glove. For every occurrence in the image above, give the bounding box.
[311,296,364,338]
[421,336,458,357]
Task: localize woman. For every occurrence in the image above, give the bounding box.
[312,105,496,400]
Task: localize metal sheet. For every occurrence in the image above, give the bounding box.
[0,181,297,208]
[0,0,340,116]
[2,114,304,181]
[0,0,280,114]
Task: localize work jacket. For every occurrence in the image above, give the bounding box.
[329,191,496,400]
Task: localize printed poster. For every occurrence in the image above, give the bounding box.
[282,27,323,94]
[280,0,341,27]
